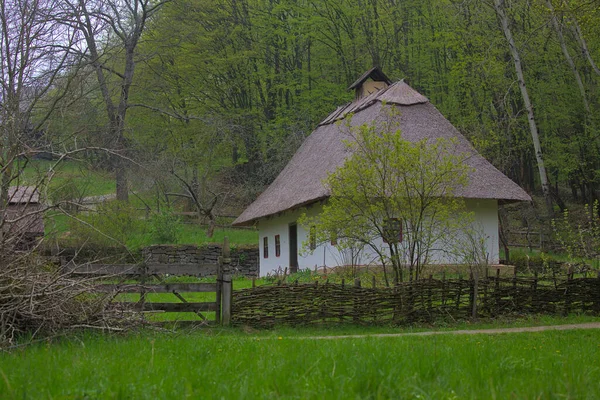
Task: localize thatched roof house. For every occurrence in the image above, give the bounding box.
[234,68,530,276]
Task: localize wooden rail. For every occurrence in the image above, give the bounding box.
[64,263,220,276]
[67,238,233,325]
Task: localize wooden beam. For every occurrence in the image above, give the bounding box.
[117,302,218,312]
[65,263,142,275]
[146,263,219,276]
[93,283,217,293]
[222,274,232,326]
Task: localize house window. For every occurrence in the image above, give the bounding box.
[309,225,316,250]
[383,218,403,244]
[275,235,281,257]
[263,237,269,258]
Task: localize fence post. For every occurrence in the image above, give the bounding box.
[216,256,223,325]
[428,275,433,310]
[222,274,232,326]
[532,269,538,312]
[564,266,574,316]
[471,269,479,320]
[495,268,501,316]
[353,278,361,323]
[441,271,447,306]
[137,263,148,313]
[216,237,229,325]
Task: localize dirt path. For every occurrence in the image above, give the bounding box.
[292,322,600,340]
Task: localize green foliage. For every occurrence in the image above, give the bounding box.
[32,0,600,251]
[48,177,86,210]
[300,114,473,283]
[149,209,181,244]
[69,201,144,247]
[65,206,257,250]
[551,201,600,267]
[510,252,563,275]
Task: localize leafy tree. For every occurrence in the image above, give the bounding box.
[0,0,81,256]
[61,0,169,201]
[300,114,473,284]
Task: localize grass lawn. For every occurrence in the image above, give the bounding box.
[47,212,258,248]
[1,326,599,399]
[19,159,115,198]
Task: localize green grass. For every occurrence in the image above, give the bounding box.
[18,159,115,197]
[121,224,258,249]
[1,326,599,399]
[48,212,257,248]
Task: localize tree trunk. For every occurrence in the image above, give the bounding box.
[493,0,553,215]
[569,17,600,76]
[546,1,590,113]
[115,159,129,202]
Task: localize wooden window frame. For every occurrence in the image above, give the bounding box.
[275,234,281,257]
[383,218,403,244]
[263,236,269,258]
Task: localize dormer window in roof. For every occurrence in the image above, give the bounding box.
[348,66,392,101]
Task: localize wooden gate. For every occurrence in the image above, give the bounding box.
[65,239,233,325]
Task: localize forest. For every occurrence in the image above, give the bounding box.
[2,0,600,245]
[3,3,600,387]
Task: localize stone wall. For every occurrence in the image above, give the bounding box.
[141,244,259,277]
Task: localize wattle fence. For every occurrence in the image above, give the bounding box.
[231,271,600,327]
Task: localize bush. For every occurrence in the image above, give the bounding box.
[149,209,181,243]
[69,201,143,247]
[551,200,600,268]
[48,177,87,212]
[511,252,562,275]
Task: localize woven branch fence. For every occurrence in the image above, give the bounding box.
[231,272,600,327]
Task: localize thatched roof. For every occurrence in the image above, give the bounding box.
[233,78,531,226]
[7,186,40,204]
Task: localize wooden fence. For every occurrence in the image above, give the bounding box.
[65,239,234,325]
[231,270,600,327]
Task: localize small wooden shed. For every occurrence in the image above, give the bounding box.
[5,186,44,249]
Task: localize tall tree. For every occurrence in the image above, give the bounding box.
[0,0,79,256]
[492,0,553,214]
[63,0,168,201]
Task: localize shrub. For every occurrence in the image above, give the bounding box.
[149,209,181,243]
[551,201,600,268]
[48,177,88,212]
[511,252,562,275]
[69,201,143,247]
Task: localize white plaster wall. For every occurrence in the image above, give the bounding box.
[257,205,355,276]
[256,199,499,276]
[467,199,500,264]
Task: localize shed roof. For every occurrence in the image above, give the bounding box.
[233,78,531,226]
[7,186,40,204]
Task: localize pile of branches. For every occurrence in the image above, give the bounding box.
[0,253,141,347]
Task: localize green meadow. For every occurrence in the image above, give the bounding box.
[1,327,599,399]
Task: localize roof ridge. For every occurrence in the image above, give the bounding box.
[319,80,428,126]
